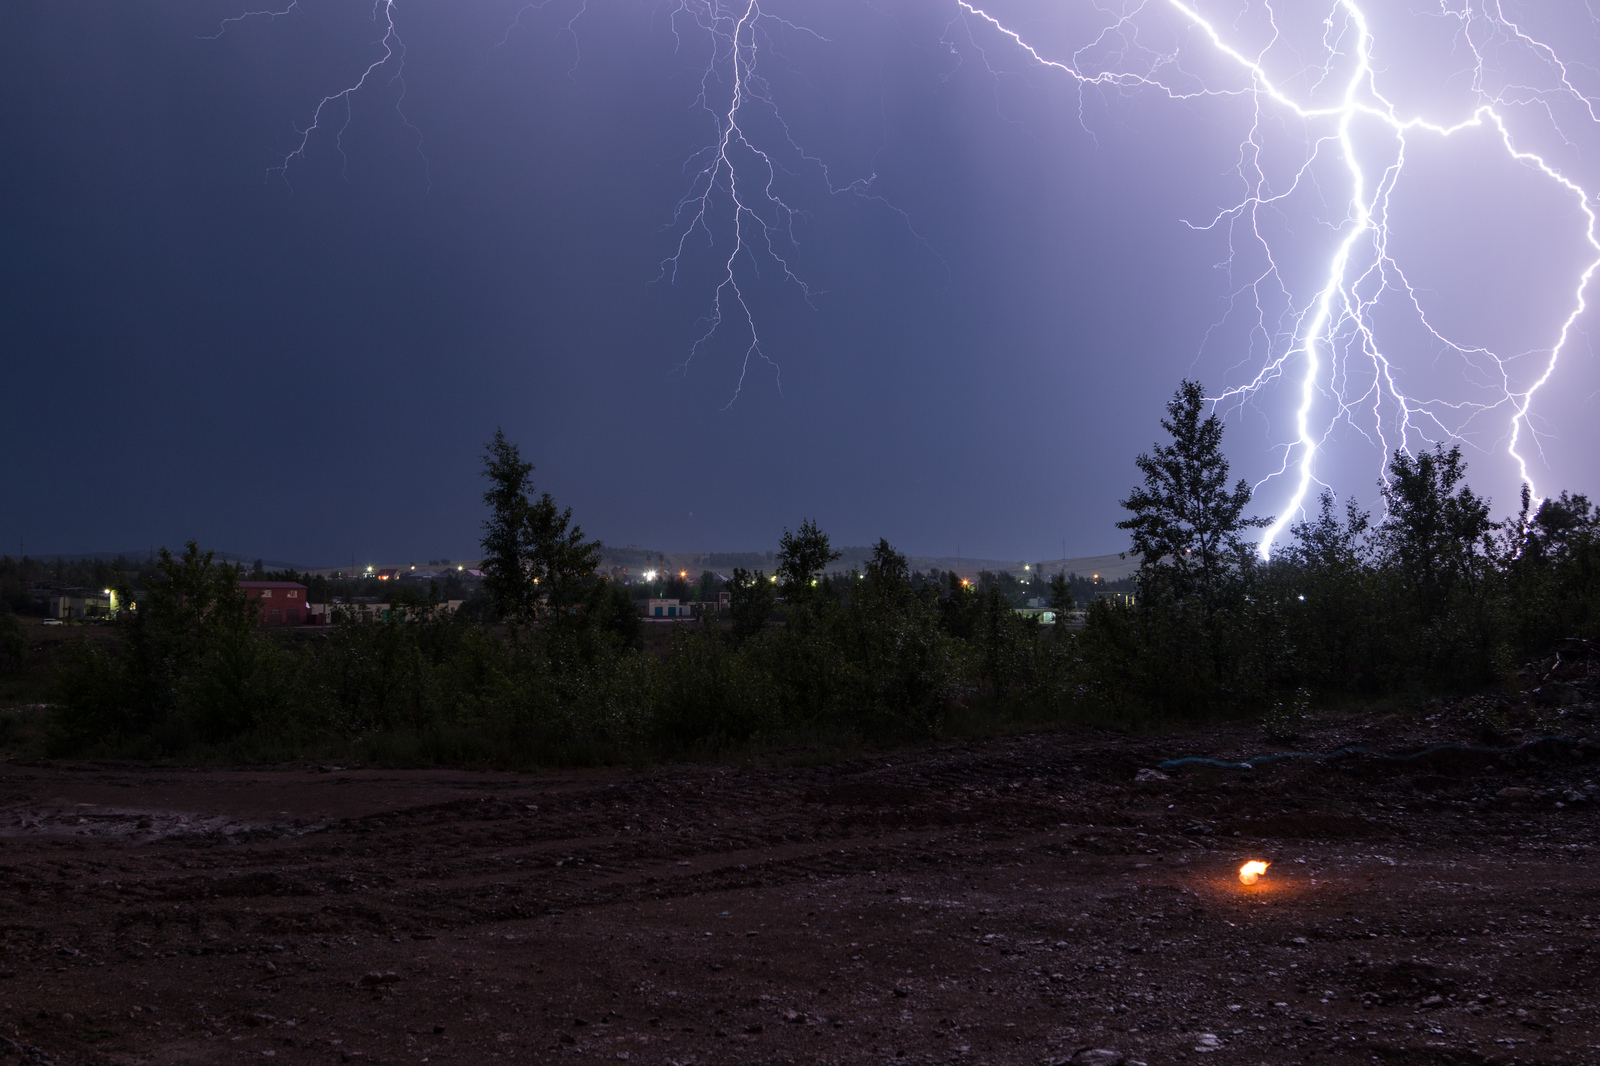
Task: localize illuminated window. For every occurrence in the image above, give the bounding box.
[261,589,273,599]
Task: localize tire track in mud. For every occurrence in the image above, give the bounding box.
[0,718,1596,1064]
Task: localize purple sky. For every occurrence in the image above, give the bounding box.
[4,0,1597,566]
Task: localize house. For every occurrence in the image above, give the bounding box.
[47,589,115,620]
[646,598,693,619]
[1012,606,1058,624]
[239,581,308,626]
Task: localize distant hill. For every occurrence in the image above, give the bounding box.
[594,546,1137,582]
[46,544,1136,583]
[21,550,305,570]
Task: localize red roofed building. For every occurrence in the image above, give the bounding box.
[239,581,308,626]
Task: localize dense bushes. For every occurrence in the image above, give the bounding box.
[1076,404,1600,719]
[35,413,1600,766]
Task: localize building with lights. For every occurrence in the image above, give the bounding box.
[239,581,308,626]
[646,598,693,619]
[46,589,116,620]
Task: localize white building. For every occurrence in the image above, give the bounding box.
[646,599,693,619]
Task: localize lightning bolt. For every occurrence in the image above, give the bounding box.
[953,0,1600,556]
[652,1,935,404]
[209,0,426,188]
[222,1,1598,543]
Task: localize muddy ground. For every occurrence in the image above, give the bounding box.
[1,703,1598,1066]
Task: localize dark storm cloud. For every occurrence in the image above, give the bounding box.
[3,0,1594,565]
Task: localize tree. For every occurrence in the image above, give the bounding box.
[727,567,775,643]
[1500,487,1600,653]
[1510,488,1600,564]
[1283,490,1370,573]
[0,612,26,673]
[55,542,274,743]
[595,582,644,651]
[775,519,841,604]
[1046,572,1075,623]
[862,538,911,598]
[1117,380,1267,603]
[479,429,603,629]
[1374,445,1493,617]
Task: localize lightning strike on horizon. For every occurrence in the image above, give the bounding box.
[952,0,1600,556]
[222,1,1598,544]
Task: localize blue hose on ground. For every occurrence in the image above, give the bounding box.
[1157,735,1588,772]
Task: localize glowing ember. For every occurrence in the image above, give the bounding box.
[1239,861,1270,886]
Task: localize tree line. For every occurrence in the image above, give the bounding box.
[18,387,1599,764]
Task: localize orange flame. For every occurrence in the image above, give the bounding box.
[1239,860,1270,885]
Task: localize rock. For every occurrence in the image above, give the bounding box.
[1135,769,1170,783]
[1497,787,1534,801]
[1192,1032,1222,1052]
[1070,1049,1126,1066]
[357,971,399,987]
[1421,995,1444,1007]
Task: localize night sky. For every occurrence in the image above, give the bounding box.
[5,1,1599,566]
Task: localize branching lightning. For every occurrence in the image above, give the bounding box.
[649,1,930,403]
[209,0,426,187]
[950,0,1600,556]
[219,1,1600,549]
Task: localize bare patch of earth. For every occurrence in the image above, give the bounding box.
[0,712,1597,1066]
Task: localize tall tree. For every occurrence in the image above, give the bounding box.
[1117,380,1267,602]
[727,567,775,643]
[1046,572,1075,616]
[775,519,841,604]
[1374,445,1493,618]
[479,429,602,628]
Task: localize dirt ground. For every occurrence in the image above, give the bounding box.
[1,705,1598,1066]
